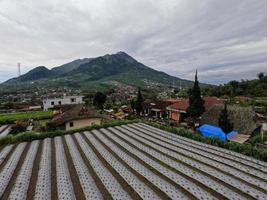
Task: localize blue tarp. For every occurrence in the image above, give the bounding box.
[197,124,237,141]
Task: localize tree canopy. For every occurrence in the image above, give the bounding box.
[93,92,107,110]
[135,88,144,115]
[218,103,234,133]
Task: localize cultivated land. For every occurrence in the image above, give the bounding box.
[0,123,266,200]
[0,111,53,124]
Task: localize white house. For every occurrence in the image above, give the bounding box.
[43,95,84,111]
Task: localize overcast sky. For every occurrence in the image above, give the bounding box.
[0,0,267,84]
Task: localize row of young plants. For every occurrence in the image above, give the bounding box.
[145,121,267,162]
[0,119,141,146]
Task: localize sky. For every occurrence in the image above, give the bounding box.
[0,0,267,84]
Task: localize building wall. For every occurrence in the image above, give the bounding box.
[43,96,84,111]
[65,118,101,131]
[170,111,180,122]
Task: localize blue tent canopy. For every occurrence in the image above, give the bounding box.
[197,124,237,141]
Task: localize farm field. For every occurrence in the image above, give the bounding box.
[0,111,53,124]
[0,123,266,199]
[0,125,10,137]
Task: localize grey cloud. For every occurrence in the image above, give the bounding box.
[0,0,267,84]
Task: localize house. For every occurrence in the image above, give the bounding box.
[142,100,173,119]
[43,95,84,111]
[167,96,224,123]
[50,105,102,131]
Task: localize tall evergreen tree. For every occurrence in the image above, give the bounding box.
[186,70,205,119]
[93,92,107,110]
[135,88,144,115]
[218,103,234,133]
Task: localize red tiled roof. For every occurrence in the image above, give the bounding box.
[169,97,223,111]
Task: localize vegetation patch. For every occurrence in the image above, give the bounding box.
[0,119,141,146]
[144,121,267,162]
[0,111,53,125]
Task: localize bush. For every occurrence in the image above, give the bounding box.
[0,119,141,146]
[144,121,267,162]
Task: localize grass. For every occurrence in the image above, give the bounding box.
[0,111,53,124]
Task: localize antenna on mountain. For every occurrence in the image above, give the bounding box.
[17,62,21,77]
[179,80,182,90]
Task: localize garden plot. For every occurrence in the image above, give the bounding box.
[130,124,267,182]
[105,127,215,200]
[55,137,76,200]
[64,135,103,200]
[74,133,131,200]
[137,123,267,171]
[34,138,51,200]
[0,144,13,166]
[0,143,26,197]
[96,129,190,200]
[87,131,160,200]
[126,124,267,188]
[118,126,267,200]
[9,140,39,200]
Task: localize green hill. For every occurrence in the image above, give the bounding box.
[1,52,195,92]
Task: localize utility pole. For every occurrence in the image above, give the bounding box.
[17,62,21,77]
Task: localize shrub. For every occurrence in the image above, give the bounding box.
[144,121,267,162]
[0,119,141,146]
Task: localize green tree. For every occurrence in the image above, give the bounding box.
[218,103,234,133]
[130,99,135,111]
[186,70,205,120]
[135,88,144,115]
[93,92,107,110]
[258,72,265,80]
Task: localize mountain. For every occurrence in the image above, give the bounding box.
[1,52,196,91]
[51,58,93,75]
[6,66,55,83]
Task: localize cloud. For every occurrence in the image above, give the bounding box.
[0,0,266,84]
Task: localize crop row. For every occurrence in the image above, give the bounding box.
[0,123,266,200]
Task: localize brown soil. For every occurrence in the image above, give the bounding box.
[0,144,17,171]
[1,142,31,199]
[93,131,172,200]
[71,134,113,200]
[27,140,43,200]
[103,129,198,200]
[51,138,58,200]
[81,132,143,200]
[62,136,86,200]
[123,126,263,199]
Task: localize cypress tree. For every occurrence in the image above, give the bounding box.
[135,88,144,115]
[218,103,234,133]
[186,70,205,119]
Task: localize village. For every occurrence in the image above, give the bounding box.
[1,72,266,149]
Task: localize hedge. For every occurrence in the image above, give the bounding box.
[0,119,266,162]
[144,121,267,162]
[0,119,141,146]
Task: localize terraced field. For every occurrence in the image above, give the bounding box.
[0,123,266,200]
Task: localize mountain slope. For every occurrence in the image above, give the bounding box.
[51,58,93,75]
[1,52,195,91]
